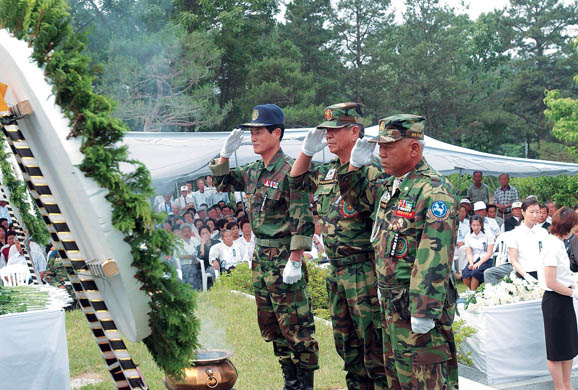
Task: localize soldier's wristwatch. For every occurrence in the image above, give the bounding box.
[290,260,302,269]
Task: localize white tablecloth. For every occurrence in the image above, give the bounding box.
[458,299,578,384]
[0,308,70,390]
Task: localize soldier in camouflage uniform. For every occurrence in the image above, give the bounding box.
[337,114,459,390]
[289,103,388,390]
[209,104,318,390]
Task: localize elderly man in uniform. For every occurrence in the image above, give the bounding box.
[337,114,459,390]
[209,104,318,390]
[289,103,388,390]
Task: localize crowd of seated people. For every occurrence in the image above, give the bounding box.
[156,176,254,290]
[457,172,578,292]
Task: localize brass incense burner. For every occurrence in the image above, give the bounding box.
[164,350,238,390]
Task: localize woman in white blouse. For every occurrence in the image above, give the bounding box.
[508,198,549,282]
[209,230,243,272]
[539,207,578,390]
[461,215,495,291]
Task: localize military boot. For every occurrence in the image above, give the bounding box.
[298,368,314,390]
[281,361,301,390]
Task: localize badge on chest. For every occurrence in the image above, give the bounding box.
[394,199,415,218]
[264,179,279,189]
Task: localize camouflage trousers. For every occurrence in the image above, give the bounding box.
[327,260,388,390]
[379,288,459,390]
[252,244,319,370]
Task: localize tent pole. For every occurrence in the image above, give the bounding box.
[457,168,463,196]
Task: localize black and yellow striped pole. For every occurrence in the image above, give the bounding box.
[0,87,146,389]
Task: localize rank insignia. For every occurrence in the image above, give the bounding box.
[394,199,415,218]
[427,200,449,221]
[252,109,259,121]
[325,108,334,121]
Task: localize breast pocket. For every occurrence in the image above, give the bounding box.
[262,187,283,213]
[314,184,334,215]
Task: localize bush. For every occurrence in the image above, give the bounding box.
[214,262,330,320]
[453,319,477,366]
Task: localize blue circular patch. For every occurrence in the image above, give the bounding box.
[430,200,448,219]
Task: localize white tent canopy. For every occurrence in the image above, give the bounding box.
[121,127,578,195]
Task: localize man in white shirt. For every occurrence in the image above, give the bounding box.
[178,224,201,289]
[192,178,211,209]
[473,201,501,238]
[0,200,11,224]
[235,218,255,264]
[176,186,194,210]
[209,230,243,271]
[157,194,174,214]
[546,201,557,224]
[205,175,217,196]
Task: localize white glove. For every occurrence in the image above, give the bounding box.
[283,260,303,284]
[301,128,327,156]
[524,273,538,284]
[572,289,578,300]
[350,138,376,168]
[411,316,435,334]
[220,128,244,158]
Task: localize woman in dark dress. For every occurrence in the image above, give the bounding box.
[539,207,578,390]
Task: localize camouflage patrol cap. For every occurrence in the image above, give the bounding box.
[369,114,425,144]
[316,102,364,129]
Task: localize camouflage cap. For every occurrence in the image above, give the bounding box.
[369,114,425,144]
[316,102,364,129]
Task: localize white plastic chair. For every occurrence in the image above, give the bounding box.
[0,263,31,286]
[199,261,219,292]
[492,231,511,267]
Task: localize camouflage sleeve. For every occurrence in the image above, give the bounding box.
[289,173,315,251]
[209,158,246,192]
[288,163,321,193]
[337,166,383,215]
[409,183,458,319]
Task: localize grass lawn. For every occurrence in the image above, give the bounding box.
[67,287,347,389]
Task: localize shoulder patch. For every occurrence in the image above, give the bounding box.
[427,200,449,221]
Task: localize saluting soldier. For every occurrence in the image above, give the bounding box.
[209,104,318,390]
[289,103,388,390]
[337,114,459,390]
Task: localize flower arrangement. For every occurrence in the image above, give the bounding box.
[464,274,543,310]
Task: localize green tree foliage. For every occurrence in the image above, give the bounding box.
[97,27,228,132]
[281,0,344,105]
[68,0,227,132]
[331,0,394,104]
[544,38,578,161]
[237,37,325,127]
[176,0,279,130]
[378,0,473,140]
[498,0,578,157]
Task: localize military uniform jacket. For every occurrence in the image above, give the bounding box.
[290,159,387,261]
[338,159,458,320]
[209,148,313,251]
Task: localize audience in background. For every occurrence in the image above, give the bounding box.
[538,204,551,231]
[209,230,243,272]
[504,201,523,232]
[473,201,501,238]
[467,171,490,204]
[461,215,495,291]
[494,173,519,219]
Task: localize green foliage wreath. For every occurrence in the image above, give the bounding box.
[0,0,199,377]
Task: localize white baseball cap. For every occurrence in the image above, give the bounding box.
[512,201,522,209]
[473,201,486,211]
[460,198,471,204]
